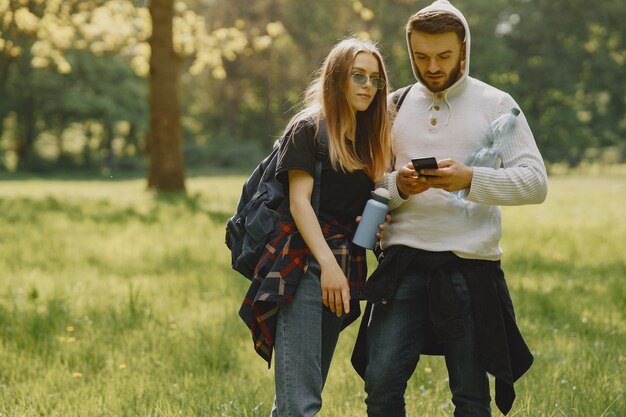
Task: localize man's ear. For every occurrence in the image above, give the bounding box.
[459,42,467,76]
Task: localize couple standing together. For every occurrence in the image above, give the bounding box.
[239,1,548,416]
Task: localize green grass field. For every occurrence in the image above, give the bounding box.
[0,174,624,416]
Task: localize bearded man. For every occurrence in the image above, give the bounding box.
[353,1,548,416]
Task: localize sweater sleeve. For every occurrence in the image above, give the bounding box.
[466,94,548,206]
[376,170,408,210]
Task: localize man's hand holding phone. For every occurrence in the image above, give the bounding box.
[396,158,438,197]
[408,158,473,192]
[411,157,439,177]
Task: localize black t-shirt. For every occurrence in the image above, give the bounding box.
[276,118,374,224]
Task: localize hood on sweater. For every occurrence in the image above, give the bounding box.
[406,0,471,93]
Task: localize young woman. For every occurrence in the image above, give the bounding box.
[239,37,391,416]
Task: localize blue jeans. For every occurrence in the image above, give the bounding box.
[364,265,491,417]
[270,262,344,417]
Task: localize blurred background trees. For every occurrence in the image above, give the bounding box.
[1,0,625,182]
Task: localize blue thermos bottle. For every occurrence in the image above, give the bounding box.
[353,188,390,249]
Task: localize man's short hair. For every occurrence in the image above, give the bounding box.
[406,10,465,43]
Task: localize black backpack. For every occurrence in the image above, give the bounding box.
[225,122,329,280]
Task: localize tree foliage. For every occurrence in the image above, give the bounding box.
[0,0,625,173]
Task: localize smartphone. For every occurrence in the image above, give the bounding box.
[411,157,438,177]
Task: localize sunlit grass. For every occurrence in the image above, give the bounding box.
[0,174,624,416]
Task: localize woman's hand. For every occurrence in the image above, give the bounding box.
[319,260,350,317]
[375,213,392,241]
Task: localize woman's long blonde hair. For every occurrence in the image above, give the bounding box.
[285,37,391,182]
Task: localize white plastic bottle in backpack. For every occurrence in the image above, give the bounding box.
[455,108,520,200]
[353,188,390,249]
[465,107,520,169]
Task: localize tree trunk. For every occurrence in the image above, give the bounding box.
[102,122,115,173]
[15,94,36,170]
[147,0,186,192]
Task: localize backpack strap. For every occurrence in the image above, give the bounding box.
[311,121,328,214]
[391,84,413,112]
[316,121,329,159]
[387,84,414,170]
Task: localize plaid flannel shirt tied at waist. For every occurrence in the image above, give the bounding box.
[239,213,367,365]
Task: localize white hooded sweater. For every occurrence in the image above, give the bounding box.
[381,0,547,261]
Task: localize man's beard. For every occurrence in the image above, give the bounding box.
[417,58,462,92]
